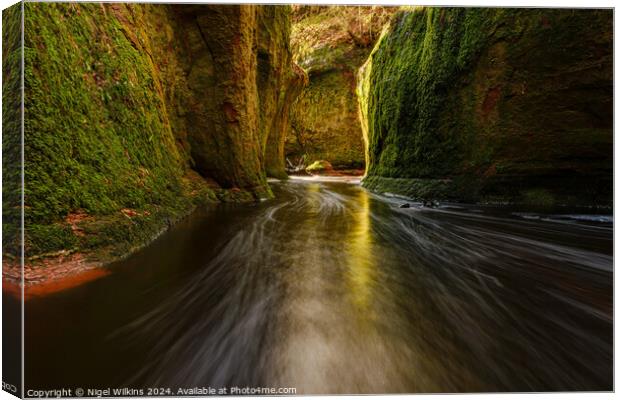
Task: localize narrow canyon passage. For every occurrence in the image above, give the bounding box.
[24,178,612,393]
[4,4,613,396]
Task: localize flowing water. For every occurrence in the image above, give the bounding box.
[24,177,613,393]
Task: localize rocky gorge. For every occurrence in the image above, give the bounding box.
[2,3,614,395]
[2,4,613,287]
[4,3,306,286]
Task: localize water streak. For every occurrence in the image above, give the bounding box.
[25,177,613,393]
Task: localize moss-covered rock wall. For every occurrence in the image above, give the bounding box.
[288,6,393,169]
[3,3,23,282]
[17,3,299,264]
[257,7,307,179]
[359,8,613,207]
[24,3,190,259]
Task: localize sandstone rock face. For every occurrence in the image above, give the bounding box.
[257,7,308,179]
[171,5,270,197]
[359,8,612,207]
[18,3,300,259]
[263,62,307,179]
[288,6,393,169]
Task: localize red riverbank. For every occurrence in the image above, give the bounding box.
[3,254,110,299]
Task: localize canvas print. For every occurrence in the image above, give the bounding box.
[2,2,613,397]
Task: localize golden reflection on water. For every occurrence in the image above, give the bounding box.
[345,188,376,312]
[25,178,613,393]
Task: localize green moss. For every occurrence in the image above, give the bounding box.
[26,223,79,256]
[361,8,488,178]
[16,3,304,263]
[306,160,333,173]
[24,3,186,224]
[290,71,365,168]
[362,175,469,202]
[19,4,238,260]
[2,3,23,257]
[359,8,613,207]
[288,6,395,170]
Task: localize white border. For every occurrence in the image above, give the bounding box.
[0,1,616,400]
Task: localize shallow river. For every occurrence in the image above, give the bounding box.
[24,177,612,393]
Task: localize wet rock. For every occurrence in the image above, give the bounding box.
[257,7,307,179]
[174,5,267,195]
[423,200,439,208]
[305,160,334,174]
[18,3,301,265]
[287,6,395,170]
[359,8,613,207]
[399,203,410,209]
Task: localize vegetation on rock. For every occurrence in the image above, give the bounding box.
[287,6,394,169]
[3,4,614,280]
[358,8,613,206]
[305,160,334,174]
[2,3,22,263]
[11,3,301,264]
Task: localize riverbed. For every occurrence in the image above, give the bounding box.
[24,177,613,393]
